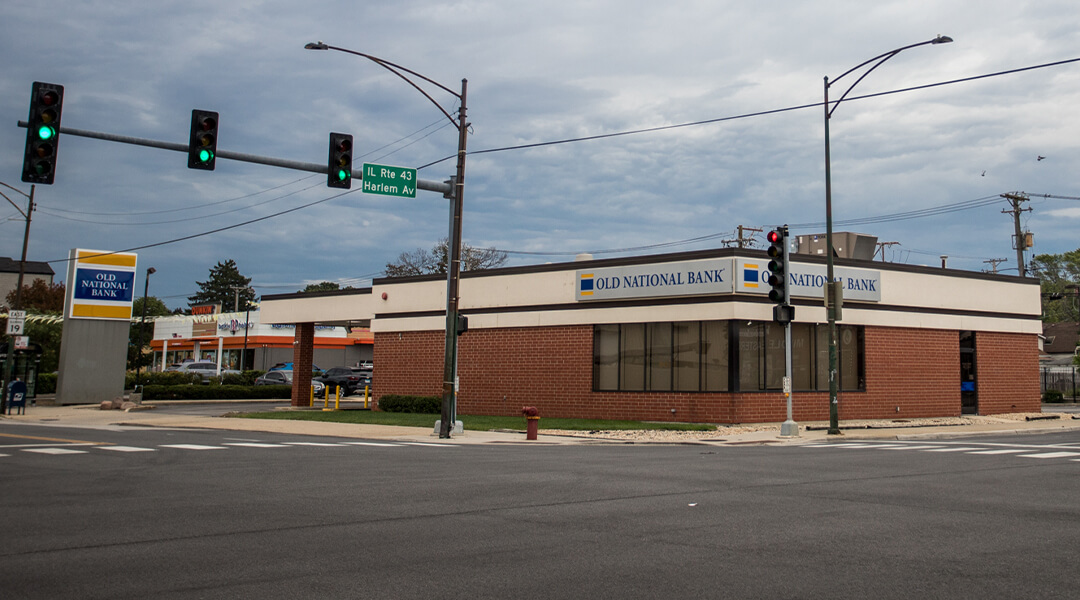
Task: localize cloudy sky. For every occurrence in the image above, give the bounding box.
[1,0,1077,310]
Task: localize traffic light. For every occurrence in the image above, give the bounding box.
[188,109,219,170]
[327,132,352,188]
[22,82,65,184]
[767,226,794,324]
[766,227,788,304]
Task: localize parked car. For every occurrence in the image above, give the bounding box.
[268,362,323,375]
[170,361,240,381]
[254,370,326,397]
[316,366,369,396]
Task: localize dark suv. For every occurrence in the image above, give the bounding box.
[316,367,366,396]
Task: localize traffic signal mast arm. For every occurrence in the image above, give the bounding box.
[15,119,452,196]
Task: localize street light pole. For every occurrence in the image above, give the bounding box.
[305,42,469,438]
[824,35,952,435]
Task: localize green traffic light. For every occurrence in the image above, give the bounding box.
[199,149,214,163]
[337,169,350,182]
[37,125,55,141]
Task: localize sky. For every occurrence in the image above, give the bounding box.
[1,0,1078,311]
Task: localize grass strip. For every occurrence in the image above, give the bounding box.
[232,410,717,432]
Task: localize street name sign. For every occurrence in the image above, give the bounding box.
[361,163,417,198]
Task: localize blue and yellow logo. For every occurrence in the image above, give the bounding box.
[743,263,760,288]
[579,273,594,296]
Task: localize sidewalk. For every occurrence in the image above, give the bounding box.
[3,401,1079,446]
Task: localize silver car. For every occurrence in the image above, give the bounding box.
[254,370,326,396]
[172,362,240,381]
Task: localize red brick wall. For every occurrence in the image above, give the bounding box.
[976,331,1041,414]
[373,324,1039,423]
[373,330,445,399]
[290,322,315,407]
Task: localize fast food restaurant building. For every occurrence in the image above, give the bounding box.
[259,246,1042,423]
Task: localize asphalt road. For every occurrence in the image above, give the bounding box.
[2,422,1079,599]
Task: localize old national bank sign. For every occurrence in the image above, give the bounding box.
[576,257,881,302]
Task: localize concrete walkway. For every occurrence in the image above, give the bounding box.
[3,401,1080,446]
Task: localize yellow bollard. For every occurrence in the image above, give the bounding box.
[309,385,314,406]
[364,385,370,409]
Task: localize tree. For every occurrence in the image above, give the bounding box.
[1030,249,1080,322]
[5,279,65,312]
[127,296,173,370]
[187,259,255,312]
[300,281,340,293]
[3,280,66,374]
[385,238,508,277]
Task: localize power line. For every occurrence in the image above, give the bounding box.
[417,56,1080,171]
[45,188,360,265]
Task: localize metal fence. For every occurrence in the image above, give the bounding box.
[1041,365,1079,399]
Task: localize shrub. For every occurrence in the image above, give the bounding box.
[222,371,264,386]
[36,372,57,394]
[377,394,442,414]
[126,371,202,388]
[1043,389,1065,403]
[143,384,292,400]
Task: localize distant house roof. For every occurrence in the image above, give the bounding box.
[0,257,54,276]
[1042,322,1080,355]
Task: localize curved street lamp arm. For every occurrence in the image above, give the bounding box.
[311,43,462,130]
[827,36,952,119]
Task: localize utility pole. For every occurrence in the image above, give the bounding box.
[982,258,1008,274]
[1001,193,1032,277]
[875,241,899,261]
[723,225,762,249]
[0,181,34,413]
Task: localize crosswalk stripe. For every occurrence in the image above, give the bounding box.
[23,448,88,455]
[883,446,946,451]
[922,447,982,452]
[160,444,226,450]
[98,446,157,452]
[966,449,1027,455]
[1018,452,1080,459]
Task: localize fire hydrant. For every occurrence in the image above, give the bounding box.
[522,406,540,440]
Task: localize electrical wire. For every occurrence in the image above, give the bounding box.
[37,181,326,226]
[416,56,1080,171]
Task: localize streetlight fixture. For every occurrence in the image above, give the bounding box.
[305,42,469,438]
[823,35,952,435]
[136,266,156,391]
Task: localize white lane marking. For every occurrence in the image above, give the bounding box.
[98,446,157,452]
[23,448,88,455]
[283,442,346,447]
[223,442,290,448]
[160,444,227,450]
[342,442,402,447]
[967,449,1027,455]
[883,446,946,451]
[922,447,982,452]
[399,442,458,447]
[1018,452,1080,459]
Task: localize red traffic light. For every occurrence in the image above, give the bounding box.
[767,229,782,244]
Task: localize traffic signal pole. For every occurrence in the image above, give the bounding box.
[15,120,454,196]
